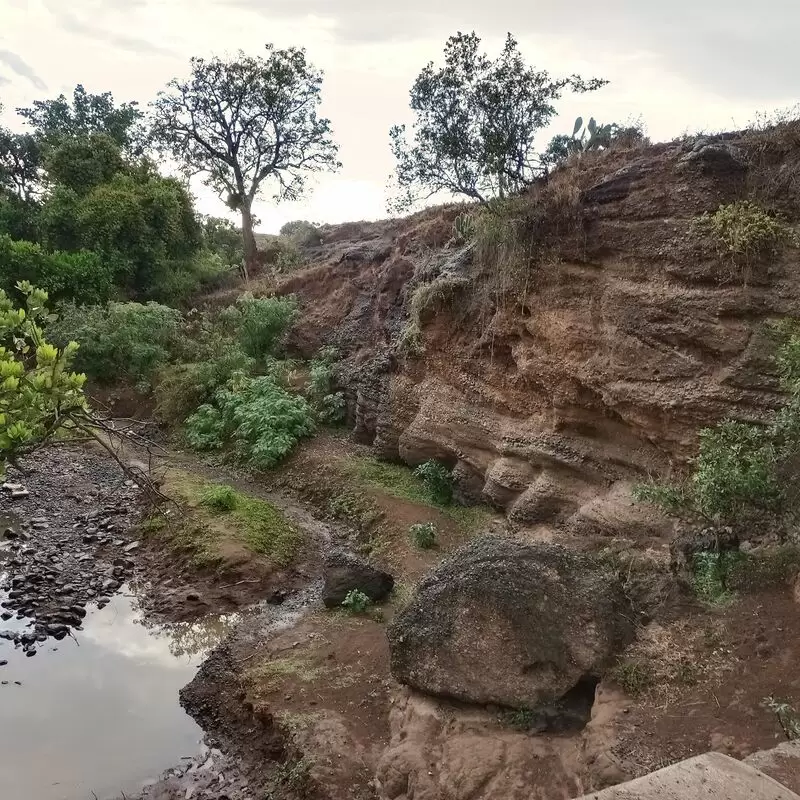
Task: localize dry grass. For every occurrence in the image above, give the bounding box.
[612,620,735,705]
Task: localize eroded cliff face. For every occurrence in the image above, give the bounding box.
[277,128,800,538]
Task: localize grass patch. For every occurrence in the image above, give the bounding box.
[147,472,302,569]
[347,456,492,532]
[245,656,324,691]
[612,660,655,696]
[499,708,538,731]
[690,550,746,606]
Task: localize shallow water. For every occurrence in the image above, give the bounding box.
[0,588,241,800]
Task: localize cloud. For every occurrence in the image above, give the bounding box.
[0,49,47,90]
[44,2,176,58]
[222,0,800,101]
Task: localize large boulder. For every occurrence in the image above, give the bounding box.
[322,549,394,608]
[388,536,633,709]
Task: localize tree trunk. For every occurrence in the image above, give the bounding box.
[240,202,258,273]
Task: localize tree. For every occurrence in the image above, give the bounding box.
[0,105,41,201]
[151,45,340,272]
[17,84,144,151]
[389,32,607,207]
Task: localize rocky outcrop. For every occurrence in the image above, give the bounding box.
[278,128,800,532]
[388,536,633,709]
[322,549,394,608]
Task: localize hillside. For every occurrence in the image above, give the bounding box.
[262,126,800,540]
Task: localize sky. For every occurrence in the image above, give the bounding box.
[0,0,797,233]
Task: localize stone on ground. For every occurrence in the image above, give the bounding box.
[388,535,633,708]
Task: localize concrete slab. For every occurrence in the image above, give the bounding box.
[577,752,800,800]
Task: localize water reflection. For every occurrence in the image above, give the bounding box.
[0,589,236,800]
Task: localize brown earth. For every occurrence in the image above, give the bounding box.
[132,127,800,799]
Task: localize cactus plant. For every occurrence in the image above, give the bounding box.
[452,212,476,244]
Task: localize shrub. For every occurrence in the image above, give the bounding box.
[200,484,237,512]
[184,374,315,468]
[0,235,115,304]
[306,347,345,424]
[690,550,745,605]
[235,295,298,360]
[48,301,181,386]
[341,589,371,614]
[154,345,254,424]
[409,522,437,549]
[694,201,796,268]
[279,220,322,247]
[413,459,454,505]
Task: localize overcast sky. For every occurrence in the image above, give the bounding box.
[1,0,797,232]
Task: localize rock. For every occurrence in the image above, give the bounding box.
[2,528,18,540]
[677,140,747,175]
[124,541,141,553]
[186,592,201,602]
[321,550,394,608]
[267,589,287,605]
[388,536,633,709]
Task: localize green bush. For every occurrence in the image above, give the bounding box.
[341,589,371,614]
[154,346,254,424]
[279,220,322,247]
[413,459,454,505]
[235,295,298,360]
[692,421,781,517]
[694,201,796,265]
[0,235,115,304]
[184,374,315,468]
[690,550,745,605]
[409,522,437,549]
[200,483,238,512]
[306,347,345,424]
[48,301,181,385]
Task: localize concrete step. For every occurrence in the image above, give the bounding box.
[577,750,800,799]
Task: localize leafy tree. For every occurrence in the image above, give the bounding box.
[0,282,87,472]
[17,84,144,151]
[0,122,41,201]
[390,32,607,207]
[201,215,243,267]
[44,133,126,195]
[151,45,340,271]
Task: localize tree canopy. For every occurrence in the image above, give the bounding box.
[150,45,340,270]
[17,84,144,151]
[390,32,607,207]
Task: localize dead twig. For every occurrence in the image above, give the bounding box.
[218,579,261,589]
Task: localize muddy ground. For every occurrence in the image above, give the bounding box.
[1,436,799,800]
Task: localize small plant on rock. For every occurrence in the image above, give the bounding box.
[764,696,800,741]
[409,522,437,549]
[693,200,796,272]
[413,459,454,505]
[341,589,371,614]
[200,484,237,512]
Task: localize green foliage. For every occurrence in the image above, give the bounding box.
[306,346,345,424]
[413,459,454,505]
[279,220,322,247]
[18,84,144,151]
[690,550,745,605]
[499,708,538,731]
[0,126,41,202]
[48,301,181,386]
[184,374,315,468]
[201,216,243,267]
[0,235,115,304]
[200,483,238,512]
[692,421,781,517]
[631,481,690,515]
[274,243,305,273]
[694,201,796,265]
[151,46,339,267]
[341,589,371,614]
[409,522,437,549]
[451,212,475,244]
[390,31,606,207]
[234,295,298,360]
[0,282,87,470]
[763,697,800,741]
[44,133,126,195]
